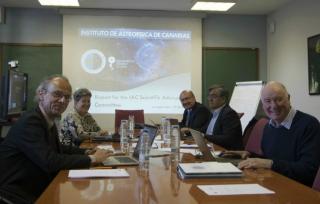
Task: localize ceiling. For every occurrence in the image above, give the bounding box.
[0,0,293,15]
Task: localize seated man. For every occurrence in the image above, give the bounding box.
[179,90,211,136]
[0,75,111,203]
[204,85,243,150]
[238,81,320,187]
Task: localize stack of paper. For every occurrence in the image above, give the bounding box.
[177,162,243,179]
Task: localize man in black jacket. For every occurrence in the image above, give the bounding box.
[204,85,243,150]
[0,75,111,203]
[179,90,211,136]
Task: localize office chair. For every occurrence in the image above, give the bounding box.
[167,118,179,125]
[312,167,320,191]
[244,118,268,156]
[114,109,144,133]
[242,117,258,147]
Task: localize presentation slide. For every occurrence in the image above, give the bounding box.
[63,15,201,115]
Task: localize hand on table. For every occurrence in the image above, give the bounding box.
[238,158,273,169]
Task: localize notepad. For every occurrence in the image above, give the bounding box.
[179,162,242,174]
[68,169,129,178]
[198,184,275,195]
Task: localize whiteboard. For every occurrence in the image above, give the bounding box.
[229,81,264,132]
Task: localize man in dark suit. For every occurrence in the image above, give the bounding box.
[179,90,211,136]
[0,75,111,204]
[204,85,243,150]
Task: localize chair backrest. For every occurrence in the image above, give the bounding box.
[244,118,269,156]
[312,167,320,191]
[114,109,144,132]
[168,118,179,125]
[242,117,258,147]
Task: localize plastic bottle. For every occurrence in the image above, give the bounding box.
[163,118,171,146]
[160,116,166,140]
[128,115,135,139]
[170,125,180,153]
[139,130,150,171]
[120,119,129,154]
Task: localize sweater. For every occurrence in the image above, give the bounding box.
[261,111,320,186]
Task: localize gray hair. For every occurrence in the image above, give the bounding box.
[34,75,71,102]
[208,84,229,101]
[73,88,92,102]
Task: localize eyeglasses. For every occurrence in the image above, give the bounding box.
[180,96,194,102]
[207,94,221,100]
[49,90,72,101]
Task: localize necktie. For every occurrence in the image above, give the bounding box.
[186,109,191,127]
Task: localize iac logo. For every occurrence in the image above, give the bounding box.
[81,49,116,74]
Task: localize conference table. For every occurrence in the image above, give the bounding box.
[36,142,320,204]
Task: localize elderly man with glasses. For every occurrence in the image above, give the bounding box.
[0,75,111,204]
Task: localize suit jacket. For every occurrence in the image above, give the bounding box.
[0,107,91,203]
[180,102,211,132]
[204,105,243,150]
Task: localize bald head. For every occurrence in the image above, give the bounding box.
[179,90,196,109]
[261,81,291,125]
[262,81,288,97]
[37,75,72,120]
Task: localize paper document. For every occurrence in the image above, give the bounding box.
[154,140,164,146]
[157,147,171,152]
[155,148,197,155]
[154,148,220,156]
[68,169,129,178]
[180,143,198,148]
[97,145,114,152]
[155,135,162,141]
[180,143,211,148]
[198,184,275,195]
[131,143,158,148]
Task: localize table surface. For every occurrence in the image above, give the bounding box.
[36,142,320,204]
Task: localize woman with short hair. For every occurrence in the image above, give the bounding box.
[61,88,108,146]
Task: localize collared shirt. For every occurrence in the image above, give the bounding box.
[206,104,225,135]
[269,108,297,129]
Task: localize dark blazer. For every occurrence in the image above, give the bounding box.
[0,107,91,203]
[180,102,211,132]
[204,105,243,150]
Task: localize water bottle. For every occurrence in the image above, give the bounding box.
[139,130,150,171]
[170,125,180,153]
[163,118,171,146]
[128,115,135,139]
[160,117,166,140]
[120,120,129,154]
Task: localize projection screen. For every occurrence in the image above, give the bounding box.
[63,15,202,130]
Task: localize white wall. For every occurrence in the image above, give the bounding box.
[203,14,267,80]
[0,8,62,44]
[267,0,320,120]
[1,9,267,79]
